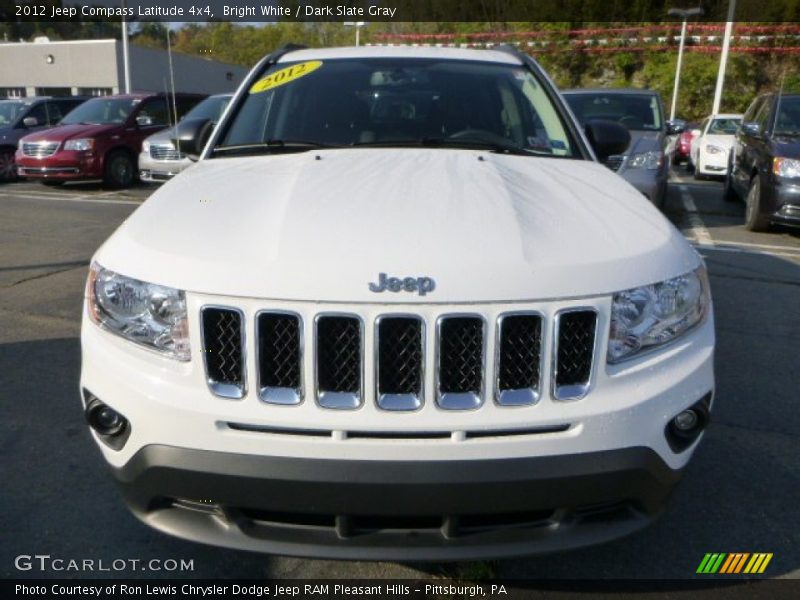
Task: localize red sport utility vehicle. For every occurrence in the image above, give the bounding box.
[16,92,204,188]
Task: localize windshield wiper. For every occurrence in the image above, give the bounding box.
[213,140,340,156]
[352,137,547,157]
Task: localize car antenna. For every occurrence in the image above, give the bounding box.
[166,27,179,145]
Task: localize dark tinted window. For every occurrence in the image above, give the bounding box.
[773,97,800,135]
[0,101,27,125]
[61,98,138,125]
[183,95,231,122]
[707,117,741,135]
[565,92,663,131]
[137,98,169,126]
[219,58,576,157]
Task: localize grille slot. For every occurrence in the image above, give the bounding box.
[496,313,542,406]
[201,307,245,399]
[315,315,362,409]
[257,312,302,405]
[437,316,484,410]
[22,141,59,157]
[376,316,424,411]
[554,309,597,400]
[149,144,183,161]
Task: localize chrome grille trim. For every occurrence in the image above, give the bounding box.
[314,313,364,410]
[552,307,598,402]
[149,143,183,161]
[22,141,59,157]
[494,311,544,407]
[435,314,486,411]
[200,306,246,399]
[374,314,425,412]
[255,310,303,405]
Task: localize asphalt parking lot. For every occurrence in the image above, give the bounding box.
[1,173,798,581]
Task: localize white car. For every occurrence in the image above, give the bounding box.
[690,113,743,178]
[81,45,715,560]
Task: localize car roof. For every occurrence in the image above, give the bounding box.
[562,88,659,96]
[707,113,743,119]
[277,45,522,65]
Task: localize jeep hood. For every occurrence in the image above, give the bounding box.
[96,149,699,303]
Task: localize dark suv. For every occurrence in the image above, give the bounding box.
[16,93,204,188]
[726,92,800,231]
[0,96,88,181]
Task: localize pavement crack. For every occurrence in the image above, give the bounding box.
[3,265,87,289]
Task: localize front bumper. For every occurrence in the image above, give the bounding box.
[81,289,714,558]
[16,150,101,180]
[697,151,728,176]
[114,444,683,561]
[763,175,800,227]
[138,151,192,183]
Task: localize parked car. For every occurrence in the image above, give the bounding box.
[563,88,669,207]
[15,92,205,188]
[673,122,699,166]
[689,114,742,179]
[139,93,232,183]
[727,92,800,231]
[0,96,88,181]
[81,45,714,560]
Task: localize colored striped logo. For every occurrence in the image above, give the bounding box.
[696,553,773,574]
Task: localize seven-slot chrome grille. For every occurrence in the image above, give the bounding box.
[200,306,598,410]
[149,144,183,161]
[22,141,59,157]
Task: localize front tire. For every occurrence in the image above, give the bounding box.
[103,150,135,189]
[744,175,770,232]
[0,149,17,182]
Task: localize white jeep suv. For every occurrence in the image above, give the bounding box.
[81,45,714,560]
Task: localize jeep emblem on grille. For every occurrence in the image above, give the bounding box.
[368,273,435,296]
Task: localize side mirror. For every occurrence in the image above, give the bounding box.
[691,129,702,137]
[585,119,631,161]
[741,121,761,137]
[171,118,214,160]
[666,120,686,135]
[22,116,38,128]
[136,115,153,127]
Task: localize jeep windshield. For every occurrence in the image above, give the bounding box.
[214,58,577,157]
[564,92,663,132]
[60,97,138,126]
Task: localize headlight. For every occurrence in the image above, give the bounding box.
[64,138,94,151]
[627,151,663,170]
[705,144,724,155]
[141,140,150,153]
[87,263,190,361]
[608,266,710,363]
[772,157,800,178]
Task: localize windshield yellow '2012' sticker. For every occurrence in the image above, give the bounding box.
[250,61,323,94]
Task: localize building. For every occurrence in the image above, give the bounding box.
[0,38,248,98]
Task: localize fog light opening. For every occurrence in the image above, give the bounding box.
[672,409,699,434]
[85,397,127,437]
[665,393,711,452]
